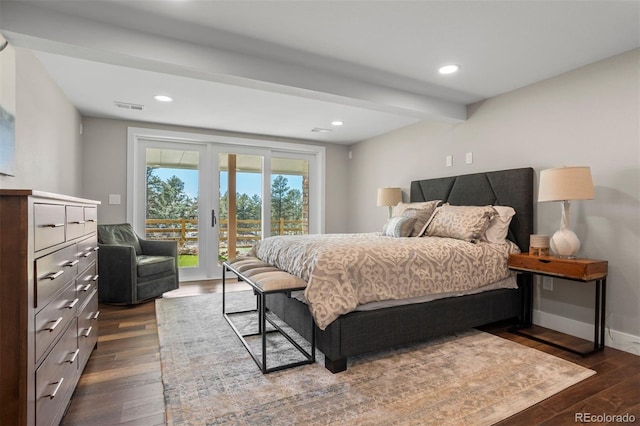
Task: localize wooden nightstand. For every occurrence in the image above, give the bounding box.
[508,253,608,356]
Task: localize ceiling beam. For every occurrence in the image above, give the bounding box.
[1,1,466,123]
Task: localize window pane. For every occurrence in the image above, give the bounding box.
[145,148,199,268]
[271,157,309,236]
[218,153,263,262]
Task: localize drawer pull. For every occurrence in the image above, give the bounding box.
[67,348,80,364]
[93,246,100,251]
[70,220,86,224]
[92,311,101,320]
[41,223,64,228]
[65,260,79,267]
[92,274,99,281]
[46,378,64,399]
[81,326,93,338]
[538,259,552,264]
[66,298,79,309]
[46,317,63,332]
[48,270,64,280]
[82,252,92,258]
[86,219,97,223]
[82,283,92,292]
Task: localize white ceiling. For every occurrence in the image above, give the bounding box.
[1,0,639,144]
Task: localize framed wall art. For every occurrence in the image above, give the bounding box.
[0,34,16,177]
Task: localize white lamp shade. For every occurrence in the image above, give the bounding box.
[377,187,402,207]
[538,167,594,202]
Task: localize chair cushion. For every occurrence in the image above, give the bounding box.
[98,223,142,255]
[137,255,175,278]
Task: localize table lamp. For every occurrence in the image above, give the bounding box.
[538,166,594,257]
[377,187,402,218]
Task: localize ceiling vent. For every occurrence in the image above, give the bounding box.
[114,101,144,111]
[311,128,332,133]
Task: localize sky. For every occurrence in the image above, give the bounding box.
[153,167,302,199]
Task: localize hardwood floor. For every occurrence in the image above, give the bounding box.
[61,281,639,425]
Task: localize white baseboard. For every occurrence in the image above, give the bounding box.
[533,310,640,356]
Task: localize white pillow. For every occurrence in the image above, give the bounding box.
[484,206,516,243]
[382,216,417,238]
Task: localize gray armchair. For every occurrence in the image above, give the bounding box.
[97,223,179,304]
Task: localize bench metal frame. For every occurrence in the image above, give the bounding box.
[222,261,316,374]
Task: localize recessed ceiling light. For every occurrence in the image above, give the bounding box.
[331,120,344,126]
[154,95,173,102]
[438,64,461,75]
[311,128,333,133]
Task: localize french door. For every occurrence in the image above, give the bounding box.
[134,139,211,281]
[129,129,322,281]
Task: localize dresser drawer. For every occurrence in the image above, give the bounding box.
[78,291,99,370]
[77,234,98,273]
[84,206,98,235]
[35,244,78,310]
[66,206,85,241]
[35,283,78,363]
[35,318,78,426]
[34,204,66,252]
[77,263,98,310]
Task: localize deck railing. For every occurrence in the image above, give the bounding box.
[145,217,305,250]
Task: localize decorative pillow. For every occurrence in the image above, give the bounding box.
[382,216,417,238]
[484,206,516,244]
[402,208,437,237]
[392,200,441,217]
[424,205,497,242]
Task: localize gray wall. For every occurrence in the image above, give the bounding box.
[81,117,350,233]
[347,49,639,348]
[0,47,83,194]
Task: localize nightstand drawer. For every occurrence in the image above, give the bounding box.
[509,254,607,281]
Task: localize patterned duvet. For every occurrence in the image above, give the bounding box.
[249,233,520,330]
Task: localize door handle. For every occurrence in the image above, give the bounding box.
[212,209,217,227]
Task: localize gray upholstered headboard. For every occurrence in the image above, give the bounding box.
[410,167,534,251]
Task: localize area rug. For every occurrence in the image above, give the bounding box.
[156,292,595,425]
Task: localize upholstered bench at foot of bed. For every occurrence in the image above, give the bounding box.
[222,257,316,374]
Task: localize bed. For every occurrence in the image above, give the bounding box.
[262,167,534,373]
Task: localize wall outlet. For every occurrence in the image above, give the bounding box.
[542,276,553,291]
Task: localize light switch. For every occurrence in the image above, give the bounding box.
[446,155,453,167]
[109,194,121,205]
[465,152,473,164]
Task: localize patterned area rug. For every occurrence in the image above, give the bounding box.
[156,292,595,425]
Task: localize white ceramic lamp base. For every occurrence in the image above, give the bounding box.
[550,228,580,257]
[550,200,581,257]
